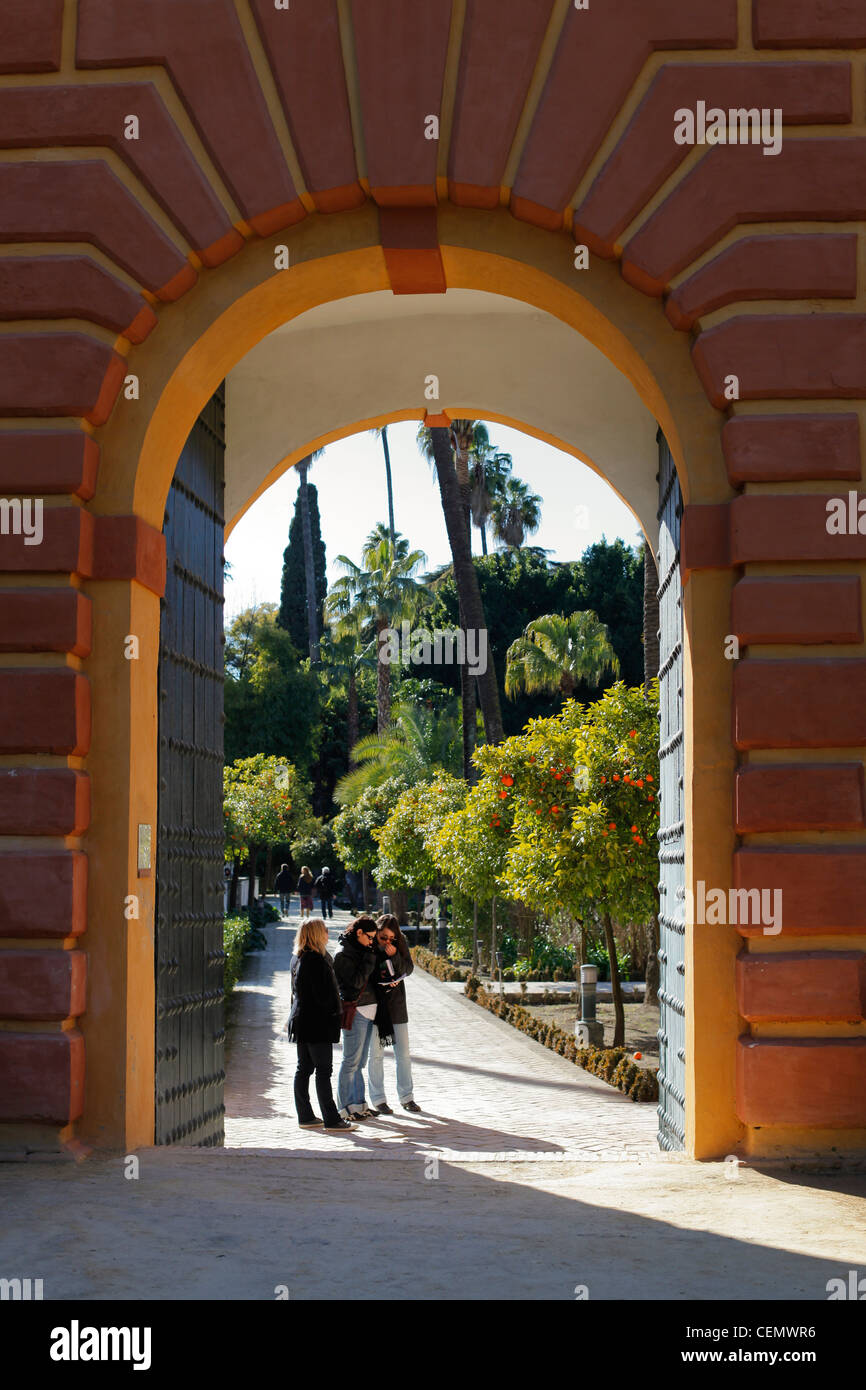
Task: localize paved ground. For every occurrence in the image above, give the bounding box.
[223,908,658,1159]
[3,905,866,1301]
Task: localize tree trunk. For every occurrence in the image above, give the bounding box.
[264,846,273,904]
[602,912,625,1046]
[247,842,258,917]
[472,899,479,974]
[645,896,661,1007]
[298,458,320,664]
[228,856,239,913]
[347,671,359,763]
[381,426,396,547]
[491,895,497,978]
[480,523,488,557]
[643,542,660,694]
[429,427,504,745]
[376,617,391,732]
[361,866,370,910]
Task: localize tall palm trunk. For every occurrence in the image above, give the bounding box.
[381,425,396,547]
[298,457,320,664]
[429,427,503,746]
[479,522,488,557]
[643,541,660,693]
[347,670,359,763]
[376,616,391,733]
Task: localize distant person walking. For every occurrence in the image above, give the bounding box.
[297,866,315,921]
[314,866,336,920]
[334,917,386,1121]
[287,919,355,1133]
[366,915,421,1114]
[274,862,293,918]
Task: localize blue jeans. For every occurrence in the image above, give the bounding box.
[367,1022,414,1106]
[279,893,291,914]
[336,1011,375,1113]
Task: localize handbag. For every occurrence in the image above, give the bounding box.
[340,999,358,1031]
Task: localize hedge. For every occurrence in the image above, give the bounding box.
[410,946,470,982]
[224,914,250,997]
[463,977,658,1103]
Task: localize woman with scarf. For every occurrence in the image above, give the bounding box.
[287,918,355,1133]
[366,915,421,1114]
[333,916,395,1121]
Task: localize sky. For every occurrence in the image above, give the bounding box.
[223,421,642,622]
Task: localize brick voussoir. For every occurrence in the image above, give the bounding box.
[0,332,126,425]
[730,576,862,645]
[0,949,87,1021]
[0,507,94,575]
[733,844,866,933]
[693,314,866,407]
[734,659,866,750]
[0,849,87,938]
[0,588,93,656]
[0,1028,84,1123]
[754,0,866,48]
[736,951,866,1023]
[735,762,866,833]
[722,413,860,485]
[0,669,91,757]
[737,1036,866,1127]
[0,769,90,836]
[0,255,158,342]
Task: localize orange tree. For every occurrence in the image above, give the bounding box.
[374,775,467,898]
[223,754,315,908]
[331,775,410,908]
[476,682,659,1044]
[431,771,517,965]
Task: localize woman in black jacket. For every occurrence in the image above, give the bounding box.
[288,918,355,1133]
[333,916,386,1121]
[366,915,421,1114]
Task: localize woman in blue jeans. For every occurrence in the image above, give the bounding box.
[333,917,382,1121]
[367,915,421,1114]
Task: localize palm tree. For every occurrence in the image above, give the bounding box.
[421,425,504,755]
[490,476,542,549]
[319,623,376,762]
[504,611,620,699]
[326,524,426,733]
[334,702,460,805]
[370,426,396,547]
[470,440,512,556]
[642,538,660,695]
[295,447,324,663]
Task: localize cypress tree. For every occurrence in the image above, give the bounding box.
[278,482,327,652]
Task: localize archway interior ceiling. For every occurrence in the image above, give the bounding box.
[224,289,658,535]
[2,0,866,1154]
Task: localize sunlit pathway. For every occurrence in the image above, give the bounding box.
[224,905,658,1159]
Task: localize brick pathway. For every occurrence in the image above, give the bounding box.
[224,907,658,1160]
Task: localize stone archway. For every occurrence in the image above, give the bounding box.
[1,2,865,1163]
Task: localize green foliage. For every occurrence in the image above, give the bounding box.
[505,610,620,699]
[224,605,320,772]
[375,775,467,890]
[223,754,315,861]
[334,701,460,805]
[410,946,469,982]
[463,982,658,1102]
[331,776,410,873]
[224,914,250,996]
[278,481,327,651]
[425,541,643,734]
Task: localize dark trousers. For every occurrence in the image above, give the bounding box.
[319,897,333,919]
[294,1039,340,1125]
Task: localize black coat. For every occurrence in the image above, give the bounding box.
[298,875,315,898]
[314,871,335,900]
[373,937,415,1025]
[333,933,377,1005]
[288,949,341,1044]
[274,867,293,893]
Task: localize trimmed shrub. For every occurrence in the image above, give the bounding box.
[463,983,658,1102]
[224,914,250,997]
[411,946,470,983]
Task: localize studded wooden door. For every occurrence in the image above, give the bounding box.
[656,430,686,1152]
[155,387,226,1146]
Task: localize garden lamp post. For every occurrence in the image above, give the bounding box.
[575,963,604,1047]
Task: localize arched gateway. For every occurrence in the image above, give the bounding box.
[1,0,865,1162]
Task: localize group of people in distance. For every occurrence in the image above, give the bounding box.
[274,862,335,920]
[287,914,420,1133]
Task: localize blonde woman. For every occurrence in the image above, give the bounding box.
[297,865,315,920]
[287,918,355,1133]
